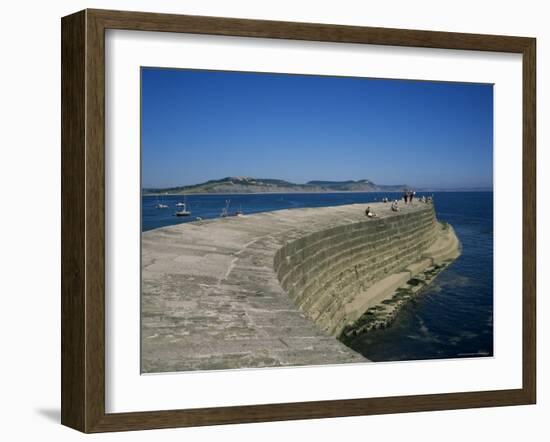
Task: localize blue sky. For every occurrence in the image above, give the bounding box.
[141,68,493,189]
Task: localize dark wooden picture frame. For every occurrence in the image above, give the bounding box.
[61,8,536,433]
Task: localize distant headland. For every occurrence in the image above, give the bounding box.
[142,176,409,195]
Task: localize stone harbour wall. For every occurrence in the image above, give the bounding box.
[274,206,441,336]
[141,201,460,372]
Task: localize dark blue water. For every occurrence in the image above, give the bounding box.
[344,191,494,361]
[142,192,406,232]
[142,191,493,362]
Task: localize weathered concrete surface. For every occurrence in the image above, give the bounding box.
[141,201,459,373]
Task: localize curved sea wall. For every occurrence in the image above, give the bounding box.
[274,205,459,336]
[141,201,460,373]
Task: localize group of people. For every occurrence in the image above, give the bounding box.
[402,189,416,204]
[365,191,434,218]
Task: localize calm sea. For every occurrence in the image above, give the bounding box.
[142,191,493,362]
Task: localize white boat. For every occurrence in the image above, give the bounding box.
[175,205,191,216]
[155,195,169,209]
[234,204,244,216]
[220,199,231,217]
[220,200,244,217]
[175,196,191,216]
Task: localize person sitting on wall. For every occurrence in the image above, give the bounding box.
[365,206,377,218]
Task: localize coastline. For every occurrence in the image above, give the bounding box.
[142,190,407,196]
[142,189,492,197]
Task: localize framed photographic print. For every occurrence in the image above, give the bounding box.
[61,9,536,433]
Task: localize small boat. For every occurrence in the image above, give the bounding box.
[221,200,244,217]
[155,195,169,209]
[234,205,244,216]
[220,199,230,218]
[175,208,191,216]
[174,196,191,216]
